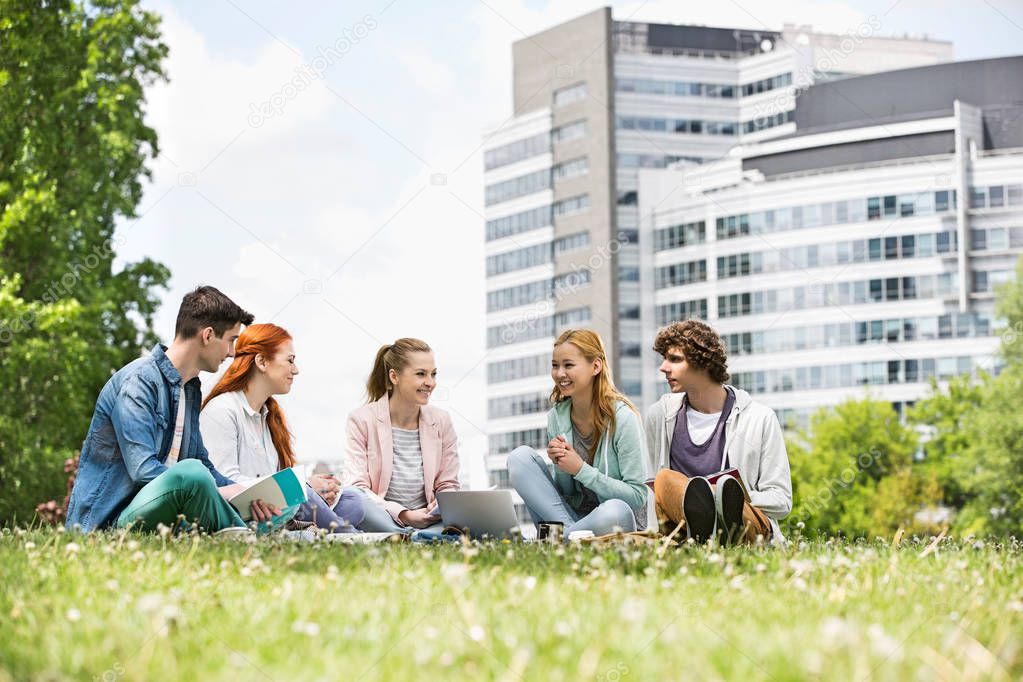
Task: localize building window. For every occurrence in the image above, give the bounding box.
[655,221,706,251]
[553,157,589,182]
[484,131,550,171]
[485,168,551,206]
[553,231,590,254]
[486,243,552,277]
[486,204,552,242]
[553,194,590,217]
[487,354,548,384]
[554,82,587,107]
[552,120,587,144]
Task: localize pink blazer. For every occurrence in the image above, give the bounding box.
[344,394,460,522]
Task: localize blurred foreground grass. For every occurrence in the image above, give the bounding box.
[0,528,1020,681]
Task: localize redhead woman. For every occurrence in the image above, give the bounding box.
[200,323,364,533]
[507,328,650,538]
[345,338,459,534]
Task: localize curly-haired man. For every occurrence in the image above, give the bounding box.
[645,319,792,545]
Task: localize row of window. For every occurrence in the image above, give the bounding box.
[713,231,957,281]
[554,194,590,217]
[617,115,739,136]
[552,120,587,144]
[489,428,546,455]
[486,307,591,348]
[973,269,1015,293]
[617,110,793,137]
[485,197,592,247]
[554,82,588,107]
[732,356,975,395]
[486,269,592,313]
[655,259,708,289]
[654,220,706,252]
[486,204,551,242]
[553,231,590,253]
[968,183,1023,209]
[553,157,589,182]
[716,274,958,318]
[488,354,549,385]
[714,190,957,241]
[484,119,592,173]
[485,168,551,207]
[486,242,551,277]
[488,391,549,419]
[615,72,792,99]
[971,226,1023,251]
[656,299,708,326]
[484,131,550,171]
[722,313,995,357]
[616,153,705,169]
[743,110,793,134]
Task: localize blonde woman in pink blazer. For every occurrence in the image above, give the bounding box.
[345,338,460,534]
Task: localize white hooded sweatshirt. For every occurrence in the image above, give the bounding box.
[644,386,793,543]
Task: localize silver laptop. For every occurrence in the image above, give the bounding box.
[436,490,521,540]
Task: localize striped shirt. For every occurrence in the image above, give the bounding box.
[384,427,428,510]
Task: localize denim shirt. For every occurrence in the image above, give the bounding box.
[66,344,233,532]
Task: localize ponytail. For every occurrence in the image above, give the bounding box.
[366,344,394,402]
[365,338,432,402]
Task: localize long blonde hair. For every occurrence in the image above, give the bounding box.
[366,337,432,402]
[549,328,636,456]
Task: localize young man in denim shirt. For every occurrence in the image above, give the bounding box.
[67,286,279,533]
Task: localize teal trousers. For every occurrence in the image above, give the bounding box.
[116,459,247,532]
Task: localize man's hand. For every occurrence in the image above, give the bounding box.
[398,507,439,529]
[249,499,281,523]
[308,473,341,507]
[217,484,281,523]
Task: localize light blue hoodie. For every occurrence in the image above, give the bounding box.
[546,398,650,512]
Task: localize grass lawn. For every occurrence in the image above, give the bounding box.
[1,528,1020,681]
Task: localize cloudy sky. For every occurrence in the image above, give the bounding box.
[122,0,1023,485]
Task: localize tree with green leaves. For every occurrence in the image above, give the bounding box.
[787,396,940,538]
[908,255,1023,536]
[0,0,170,523]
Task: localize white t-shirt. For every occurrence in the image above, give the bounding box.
[200,390,279,483]
[685,405,722,446]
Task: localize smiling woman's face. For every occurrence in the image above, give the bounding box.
[551,342,599,399]
[389,351,437,405]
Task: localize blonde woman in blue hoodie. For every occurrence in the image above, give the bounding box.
[507,328,650,537]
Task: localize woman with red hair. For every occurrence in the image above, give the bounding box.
[200,323,364,533]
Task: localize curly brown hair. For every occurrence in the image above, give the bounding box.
[652,319,729,384]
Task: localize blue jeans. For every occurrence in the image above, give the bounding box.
[507,446,636,538]
[350,488,444,536]
[294,486,365,533]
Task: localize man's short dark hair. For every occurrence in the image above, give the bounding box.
[174,286,254,339]
[653,319,730,384]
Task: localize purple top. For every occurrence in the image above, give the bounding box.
[669,388,734,478]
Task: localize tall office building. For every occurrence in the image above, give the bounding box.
[482,7,954,503]
[639,56,1023,424]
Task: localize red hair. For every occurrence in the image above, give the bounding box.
[202,323,295,470]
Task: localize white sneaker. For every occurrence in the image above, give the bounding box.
[213,526,256,542]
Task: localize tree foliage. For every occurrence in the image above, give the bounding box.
[0,0,170,523]
[787,396,938,538]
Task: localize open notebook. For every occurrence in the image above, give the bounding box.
[228,467,307,521]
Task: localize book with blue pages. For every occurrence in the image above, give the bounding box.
[229,467,307,521]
